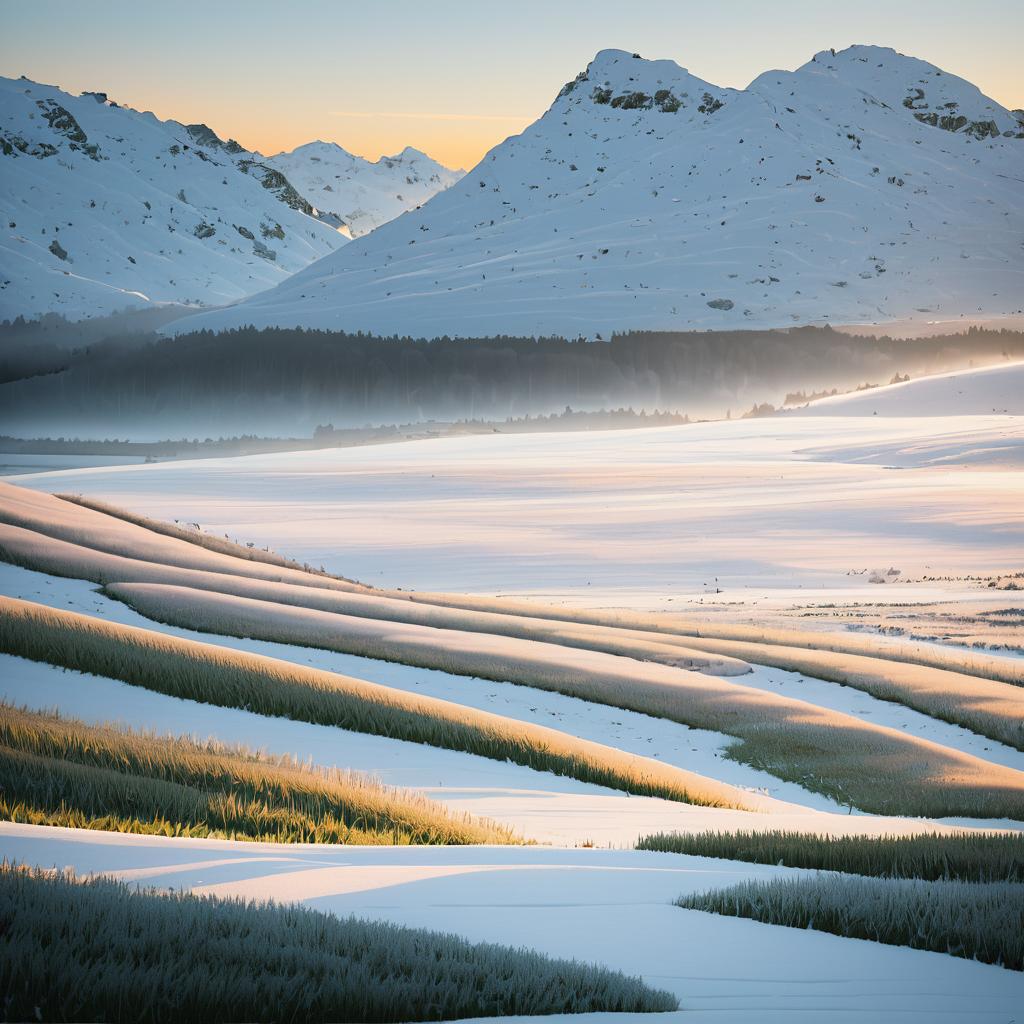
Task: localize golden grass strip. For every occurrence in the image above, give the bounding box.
[103,582,1024,820]
[391,589,1024,687]
[10,521,1019,751]
[0,703,515,845]
[0,522,747,677]
[5,482,1017,685]
[656,635,1024,750]
[0,596,748,810]
[1,487,1017,749]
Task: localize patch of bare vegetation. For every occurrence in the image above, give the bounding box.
[0,863,679,1021]
[102,583,1024,819]
[0,597,748,810]
[638,829,1024,882]
[0,703,515,845]
[679,875,1024,970]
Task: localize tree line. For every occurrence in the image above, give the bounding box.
[1,320,1021,437]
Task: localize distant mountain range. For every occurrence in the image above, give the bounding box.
[0,77,460,320]
[168,45,1024,339]
[268,142,463,238]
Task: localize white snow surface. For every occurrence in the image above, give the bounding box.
[0,76,349,320]
[12,413,1021,603]
[268,141,463,238]
[166,45,1024,338]
[2,824,1022,1023]
[797,360,1024,416]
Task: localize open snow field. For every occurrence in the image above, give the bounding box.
[10,411,1021,605]
[2,371,1022,1020]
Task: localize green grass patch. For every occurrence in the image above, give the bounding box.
[0,863,679,1022]
[0,703,515,845]
[638,829,1024,881]
[678,874,1024,970]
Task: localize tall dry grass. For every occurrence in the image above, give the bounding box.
[5,482,1017,687]
[103,582,1024,820]
[3,483,1021,816]
[637,829,1024,882]
[8,520,1020,753]
[1,863,679,1022]
[0,703,515,845]
[393,589,1024,686]
[0,597,748,810]
[659,634,1024,750]
[679,875,1024,970]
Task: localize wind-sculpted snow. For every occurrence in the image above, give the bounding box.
[268,142,463,237]
[168,45,1024,338]
[0,76,349,319]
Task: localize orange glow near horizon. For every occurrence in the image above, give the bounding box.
[2,1,1021,172]
[19,66,1024,173]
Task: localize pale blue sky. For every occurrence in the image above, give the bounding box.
[2,0,1020,168]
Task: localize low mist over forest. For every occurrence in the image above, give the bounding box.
[1,318,1021,440]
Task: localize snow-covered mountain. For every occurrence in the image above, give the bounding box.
[169,45,1024,339]
[267,142,463,238]
[0,76,349,320]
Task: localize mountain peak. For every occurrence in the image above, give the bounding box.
[0,74,346,320]
[571,47,696,87]
[386,145,429,162]
[554,48,717,112]
[169,42,1023,340]
[265,140,463,238]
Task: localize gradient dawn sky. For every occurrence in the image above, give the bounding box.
[2,0,1021,171]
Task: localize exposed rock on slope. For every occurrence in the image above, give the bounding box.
[0,76,349,320]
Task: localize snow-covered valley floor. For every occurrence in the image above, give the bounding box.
[2,386,1022,1021]
[11,412,1019,605]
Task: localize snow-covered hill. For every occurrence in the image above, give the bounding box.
[267,142,463,238]
[168,45,1024,339]
[0,76,349,320]
[799,361,1024,416]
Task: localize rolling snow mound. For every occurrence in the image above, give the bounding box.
[798,361,1024,416]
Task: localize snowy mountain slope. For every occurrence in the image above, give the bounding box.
[798,360,1024,416]
[0,76,349,320]
[267,142,463,238]
[168,45,1024,339]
